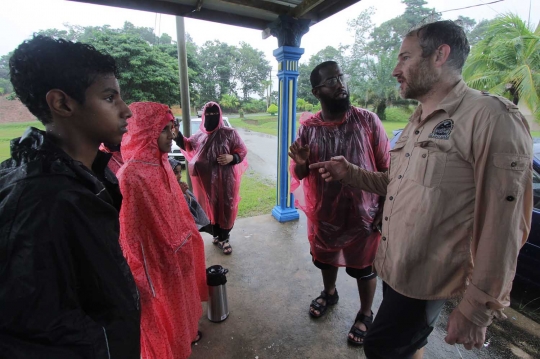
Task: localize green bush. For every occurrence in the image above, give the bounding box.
[239,108,244,118]
[305,103,313,112]
[267,103,278,116]
[296,98,306,111]
[6,93,17,101]
[313,103,321,112]
[242,99,266,113]
[0,88,4,95]
[385,106,414,122]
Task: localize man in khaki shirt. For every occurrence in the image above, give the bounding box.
[310,21,532,359]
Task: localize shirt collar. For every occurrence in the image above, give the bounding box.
[410,80,469,122]
[435,79,468,118]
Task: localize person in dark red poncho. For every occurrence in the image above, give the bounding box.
[175,101,248,255]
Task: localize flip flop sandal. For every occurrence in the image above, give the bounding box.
[191,330,202,344]
[309,289,339,318]
[212,237,220,245]
[217,240,233,255]
[347,311,373,346]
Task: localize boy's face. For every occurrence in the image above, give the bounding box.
[72,74,132,146]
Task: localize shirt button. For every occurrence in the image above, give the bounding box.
[382,236,387,241]
[506,196,515,201]
[405,153,410,157]
[422,154,427,158]
[389,196,394,200]
[398,175,402,179]
[414,130,420,135]
[384,216,388,221]
[511,162,517,167]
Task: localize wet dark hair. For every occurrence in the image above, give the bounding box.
[406,20,470,72]
[9,35,119,124]
[310,61,338,88]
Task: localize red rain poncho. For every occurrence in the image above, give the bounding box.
[291,108,390,268]
[181,102,248,229]
[117,102,207,359]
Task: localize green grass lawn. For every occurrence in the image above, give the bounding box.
[181,168,275,218]
[0,121,43,161]
[237,170,275,218]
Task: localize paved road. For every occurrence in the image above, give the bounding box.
[236,127,278,182]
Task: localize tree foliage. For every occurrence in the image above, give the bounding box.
[1,21,271,111]
[34,23,182,105]
[368,0,441,54]
[233,42,271,101]
[464,14,540,120]
[196,40,237,104]
[220,93,240,112]
[0,53,13,94]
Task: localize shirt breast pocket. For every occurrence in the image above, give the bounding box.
[409,141,447,188]
[389,139,406,179]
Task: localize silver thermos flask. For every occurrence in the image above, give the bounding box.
[206,265,229,322]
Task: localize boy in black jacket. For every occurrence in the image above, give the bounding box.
[0,35,140,358]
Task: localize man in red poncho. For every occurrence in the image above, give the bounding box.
[289,61,390,346]
[175,102,248,255]
[117,102,207,359]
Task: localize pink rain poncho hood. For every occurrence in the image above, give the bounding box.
[291,108,390,268]
[117,102,207,359]
[181,102,248,229]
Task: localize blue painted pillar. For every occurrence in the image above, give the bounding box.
[271,46,304,222]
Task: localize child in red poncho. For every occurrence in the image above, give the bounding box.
[117,102,207,359]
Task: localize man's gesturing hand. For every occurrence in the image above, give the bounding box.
[445,309,487,350]
[288,142,310,165]
[308,156,350,182]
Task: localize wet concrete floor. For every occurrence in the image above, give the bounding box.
[191,214,540,359]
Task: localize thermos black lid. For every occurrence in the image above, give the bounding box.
[206,265,229,286]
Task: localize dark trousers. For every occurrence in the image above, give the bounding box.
[364,282,446,359]
[212,224,232,241]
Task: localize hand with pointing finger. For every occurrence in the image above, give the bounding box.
[308,156,351,182]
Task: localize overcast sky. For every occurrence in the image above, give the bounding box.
[1,0,538,69]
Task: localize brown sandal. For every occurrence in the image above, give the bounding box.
[216,240,232,255]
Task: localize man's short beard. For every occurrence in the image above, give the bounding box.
[402,58,439,100]
[321,96,351,113]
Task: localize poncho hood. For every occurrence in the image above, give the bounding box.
[200,101,224,135]
[122,102,174,164]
